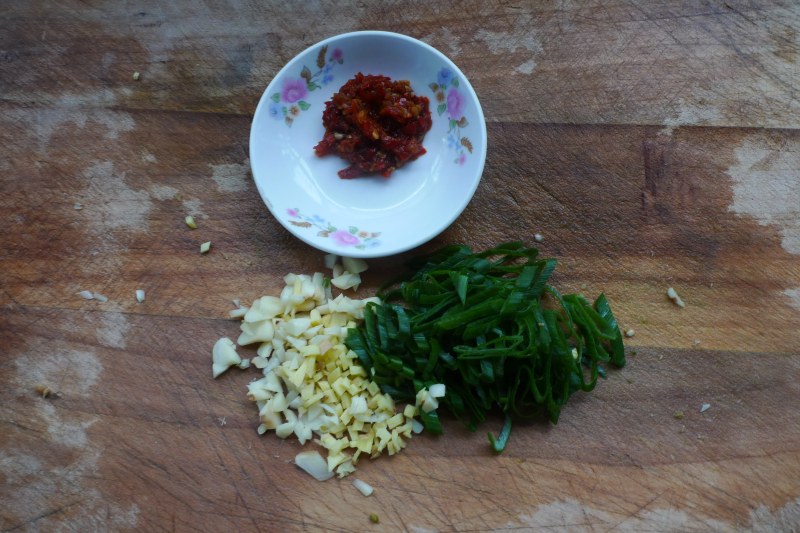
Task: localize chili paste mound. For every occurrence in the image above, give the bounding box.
[314,73,432,179]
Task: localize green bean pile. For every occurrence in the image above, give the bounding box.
[346,242,625,452]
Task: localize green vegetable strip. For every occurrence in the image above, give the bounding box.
[488,414,513,453]
[345,242,625,451]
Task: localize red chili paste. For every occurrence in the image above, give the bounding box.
[314,73,432,179]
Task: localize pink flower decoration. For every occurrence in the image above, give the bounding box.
[281,78,308,103]
[456,152,466,165]
[446,87,465,119]
[331,48,343,62]
[286,208,299,217]
[331,230,360,247]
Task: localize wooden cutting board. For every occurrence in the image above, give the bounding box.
[2,2,799,531]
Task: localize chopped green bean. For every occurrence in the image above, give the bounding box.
[346,242,625,452]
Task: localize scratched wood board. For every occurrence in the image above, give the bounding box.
[2,1,799,531]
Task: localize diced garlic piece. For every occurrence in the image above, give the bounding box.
[212,337,242,378]
[331,272,361,291]
[386,413,404,429]
[135,289,145,303]
[279,285,294,304]
[229,306,248,319]
[276,419,296,438]
[238,320,274,345]
[267,391,288,412]
[260,410,281,430]
[295,451,334,481]
[93,292,109,302]
[324,254,339,269]
[421,394,439,413]
[252,356,269,369]
[300,277,315,299]
[238,358,250,369]
[294,421,312,444]
[287,391,302,410]
[429,383,446,398]
[200,241,211,253]
[256,342,273,358]
[348,396,368,415]
[284,317,312,337]
[246,379,273,402]
[327,451,351,471]
[342,257,368,274]
[77,290,94,300]
[263,371,283,393]
[311,272,326,302]
[336,461,356,478]
[245,296,284,322]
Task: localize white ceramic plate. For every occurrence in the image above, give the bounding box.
[250,31,486,258]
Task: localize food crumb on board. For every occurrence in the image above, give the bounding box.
[534,233,544,242]
[674,411,684,419]
[369,513,380,524]
[135,289,145,303]
[218,416,227,426]
[666,287,685,308]
[624,328,635,338]
[700,403,711,413]
[185,215,197,229]
[353,478,374,497]
[132,71,140,80]
[200,241,211,254]
[74,202,83,210]
[35,384,53,398]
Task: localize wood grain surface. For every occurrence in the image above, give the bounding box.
[2,1,799,531]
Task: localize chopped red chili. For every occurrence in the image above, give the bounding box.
[314,73,432,179]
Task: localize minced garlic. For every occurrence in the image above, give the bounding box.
[220,272,421,477]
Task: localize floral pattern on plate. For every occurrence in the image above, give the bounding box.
[429,67,473,165]
[286,208,381,249]
[269,45,344,127]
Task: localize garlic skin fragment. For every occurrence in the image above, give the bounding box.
[212,337,242,378]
